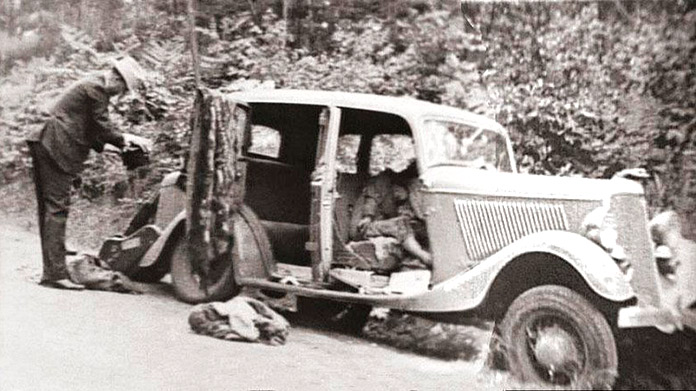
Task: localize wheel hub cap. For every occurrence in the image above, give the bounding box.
[530,324,581,374]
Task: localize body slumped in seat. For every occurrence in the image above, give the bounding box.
[347,162,432,273]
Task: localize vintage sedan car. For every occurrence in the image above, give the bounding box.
[101,89,695,386]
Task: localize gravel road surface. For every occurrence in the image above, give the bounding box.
[0,223,507,391]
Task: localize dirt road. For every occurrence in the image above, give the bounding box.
[0,223,508,391]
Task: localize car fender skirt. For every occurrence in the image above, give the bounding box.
[139,210,186,267]
[408,231,635,313]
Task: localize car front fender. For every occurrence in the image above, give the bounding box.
[399,231,635,312]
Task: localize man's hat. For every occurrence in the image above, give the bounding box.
[112,56,145,91]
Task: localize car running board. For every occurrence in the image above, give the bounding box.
[245,263,432,303]
[270,263,393,293]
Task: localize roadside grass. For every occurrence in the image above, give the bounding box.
[614,329,696,390]
[0,177,134,251]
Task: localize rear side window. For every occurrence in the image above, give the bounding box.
[248,125,281,159]
[337,134,361,174]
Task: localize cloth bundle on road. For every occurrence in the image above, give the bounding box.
[67,253,141,294]
[188,296,290,345]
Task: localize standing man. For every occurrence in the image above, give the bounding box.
[27,56,151,290]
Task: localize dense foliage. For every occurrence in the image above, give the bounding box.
[1,0,694,236]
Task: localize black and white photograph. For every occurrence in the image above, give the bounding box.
[1,0,695,389]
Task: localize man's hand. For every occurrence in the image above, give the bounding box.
[103,144,122,154]
[122,133,152,153]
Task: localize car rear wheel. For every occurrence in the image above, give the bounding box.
[170,235,237,304]
[498,285,618,387]
[170,205,272,304]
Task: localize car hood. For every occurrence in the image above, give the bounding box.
[420,166,644,201]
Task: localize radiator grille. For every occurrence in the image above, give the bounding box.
[454,199,569,260]
[611,194,660,307]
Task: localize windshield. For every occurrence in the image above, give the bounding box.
[422,119,513,172]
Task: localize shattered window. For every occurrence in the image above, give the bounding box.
[422,120,512,172]
[337,134,361,174]
[248,125,281,159]
[370,134,416,176]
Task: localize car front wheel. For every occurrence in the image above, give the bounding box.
[498,285,618,387]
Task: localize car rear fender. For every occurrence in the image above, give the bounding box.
[139,210,185,268]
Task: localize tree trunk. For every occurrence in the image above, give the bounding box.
[187,0,201,86]
[247,0,262,27]
[5,0,21,36]
[283,0,296,47]
[306,0,314,50]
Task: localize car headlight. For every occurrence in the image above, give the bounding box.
[654,244,673,260]
[582,206,632,279]
[599,227,618,252]
[581,206,618,250]
[610,244,626,261]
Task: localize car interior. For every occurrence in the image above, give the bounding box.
[242,102,428,290]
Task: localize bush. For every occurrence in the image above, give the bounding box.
[1,1,693,236]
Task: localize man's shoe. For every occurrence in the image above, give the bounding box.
[39,279,85,290]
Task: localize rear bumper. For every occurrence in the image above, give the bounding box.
[618,305,696,333]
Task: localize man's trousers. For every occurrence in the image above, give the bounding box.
[27,141,73,282]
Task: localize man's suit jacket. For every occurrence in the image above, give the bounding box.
[29,74,125,175]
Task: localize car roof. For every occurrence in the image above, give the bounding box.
[226,89,505,131]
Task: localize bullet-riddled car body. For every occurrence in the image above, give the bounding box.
[110,89,695,386]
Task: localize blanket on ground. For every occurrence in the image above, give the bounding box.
[67,253,142,294]
[188,296,290,345]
